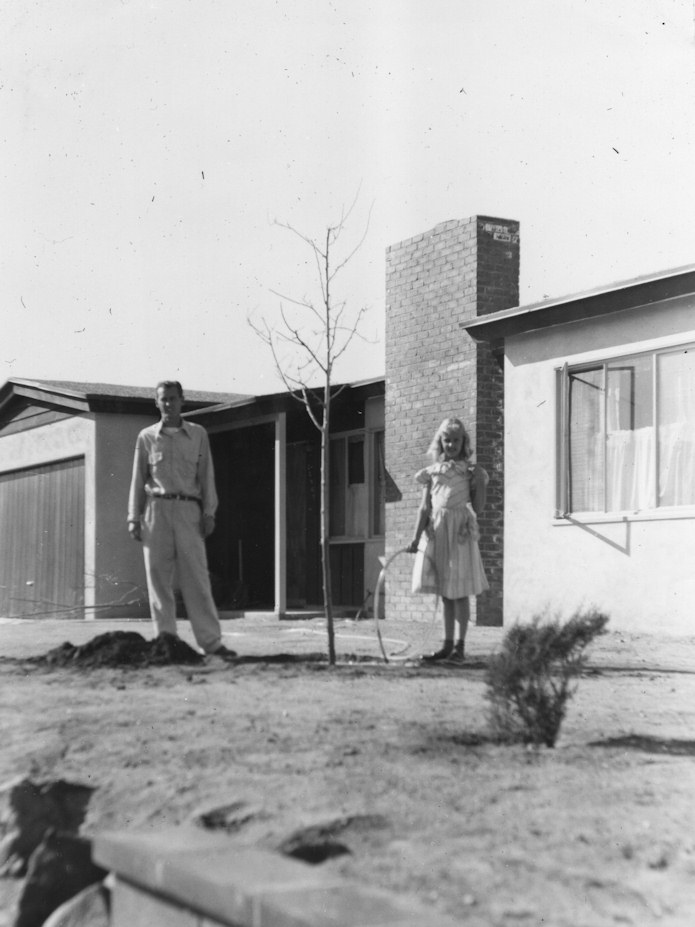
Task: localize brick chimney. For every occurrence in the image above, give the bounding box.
[384,216,520,626]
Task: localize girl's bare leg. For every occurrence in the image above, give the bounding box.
[442,597,456,642]
[453,597,470,654]
[422,597,455,661]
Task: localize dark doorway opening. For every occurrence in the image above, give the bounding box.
[208,425,275,609]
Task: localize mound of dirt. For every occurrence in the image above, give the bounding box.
[38,631,204,669]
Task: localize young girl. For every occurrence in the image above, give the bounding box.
[406,417,489,664]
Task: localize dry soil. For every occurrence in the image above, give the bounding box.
[1,614,695,926]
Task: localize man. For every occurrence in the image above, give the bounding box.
[127,380,236,659]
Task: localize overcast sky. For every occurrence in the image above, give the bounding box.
[2,0,694,394]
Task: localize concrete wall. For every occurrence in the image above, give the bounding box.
[94,412,157,617]
[94,827,459,927]
[384,217,519,626]
[503,295,695,635]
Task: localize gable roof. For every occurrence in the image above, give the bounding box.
[0,378,250,419]
[463,263,695,344]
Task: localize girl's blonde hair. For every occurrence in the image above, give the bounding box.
[427,417,472,462]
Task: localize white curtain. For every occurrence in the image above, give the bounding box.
[659,421,695,506]
[658,351,695,507]
[605,427,655,511]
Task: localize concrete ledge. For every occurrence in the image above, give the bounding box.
[94,828,460,927]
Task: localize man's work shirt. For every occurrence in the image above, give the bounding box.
[127,420,218,520]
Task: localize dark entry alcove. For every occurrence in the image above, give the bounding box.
[207,425,275,609]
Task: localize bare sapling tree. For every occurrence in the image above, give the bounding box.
[249,198,372,664]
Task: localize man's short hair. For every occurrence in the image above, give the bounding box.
[155,380,184,397]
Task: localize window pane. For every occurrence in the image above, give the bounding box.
[605,356,654,511]
[569,368,604,511]
[658,349,695,506]
[348,436,365,484]
[329,438,346,536]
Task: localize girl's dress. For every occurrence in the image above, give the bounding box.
[411,459,489,598]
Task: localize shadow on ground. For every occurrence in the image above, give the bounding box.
[589,734,695,756]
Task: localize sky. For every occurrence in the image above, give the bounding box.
[2,0,695,395]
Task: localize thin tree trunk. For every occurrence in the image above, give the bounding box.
[249,210,369,665]
[321,362,335,664]
[320,229,336,664]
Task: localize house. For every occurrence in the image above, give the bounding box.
[12,218,689,635]
[0,376,385,620]
[0,379,246,619]
[464,264,695,635]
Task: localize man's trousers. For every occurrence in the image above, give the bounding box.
[142,497,222,653]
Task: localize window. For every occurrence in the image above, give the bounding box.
[558,346,695,515]
[347,436,365,485]
[329,431,385,538]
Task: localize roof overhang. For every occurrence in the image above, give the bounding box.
[462,264,695,345]
[0,378,249,419]
[184,378,385,431]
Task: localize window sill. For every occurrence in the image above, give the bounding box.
[553,507,695,526]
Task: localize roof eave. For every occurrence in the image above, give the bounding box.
[463,265,695,344]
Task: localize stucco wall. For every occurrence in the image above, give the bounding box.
[503,295,695,635]
[94,412,157,617]
[0,413,157,618]
[0,416,96,613]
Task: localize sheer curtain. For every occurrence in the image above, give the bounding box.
[604,362,655,510]
[606,427,655,510]
[658,350,695,507]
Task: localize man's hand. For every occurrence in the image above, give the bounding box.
[128,520,142,542]
[202,514,216,538]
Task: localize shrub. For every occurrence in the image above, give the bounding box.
[484,609,609,747]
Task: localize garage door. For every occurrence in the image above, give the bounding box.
[0,457,85,618]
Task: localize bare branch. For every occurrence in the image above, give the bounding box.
[329,198,374,281]
[332,311,369,365]
[330,381,349,400]
[279,305,327,373]
[300,385,324,432]
[274,219,329,308]
[269,288,325,329]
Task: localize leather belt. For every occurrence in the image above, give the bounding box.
[152,493,201,504]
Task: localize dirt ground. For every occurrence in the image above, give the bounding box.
[1,612,695,927]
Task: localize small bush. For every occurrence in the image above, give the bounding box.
[484,609,609,747]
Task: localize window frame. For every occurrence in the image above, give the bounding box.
[329,428,385,542]
[556,342,695,520]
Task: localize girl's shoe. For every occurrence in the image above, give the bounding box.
[444,650,465,666]
[421,646,454,662]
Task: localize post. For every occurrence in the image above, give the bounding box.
[274,412,287,617]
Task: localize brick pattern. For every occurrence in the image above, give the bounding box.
[385,217,519,627]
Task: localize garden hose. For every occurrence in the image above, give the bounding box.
[373,547,440,663]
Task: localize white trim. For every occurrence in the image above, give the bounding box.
[552,332,695,372]
[553,506,695,526]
